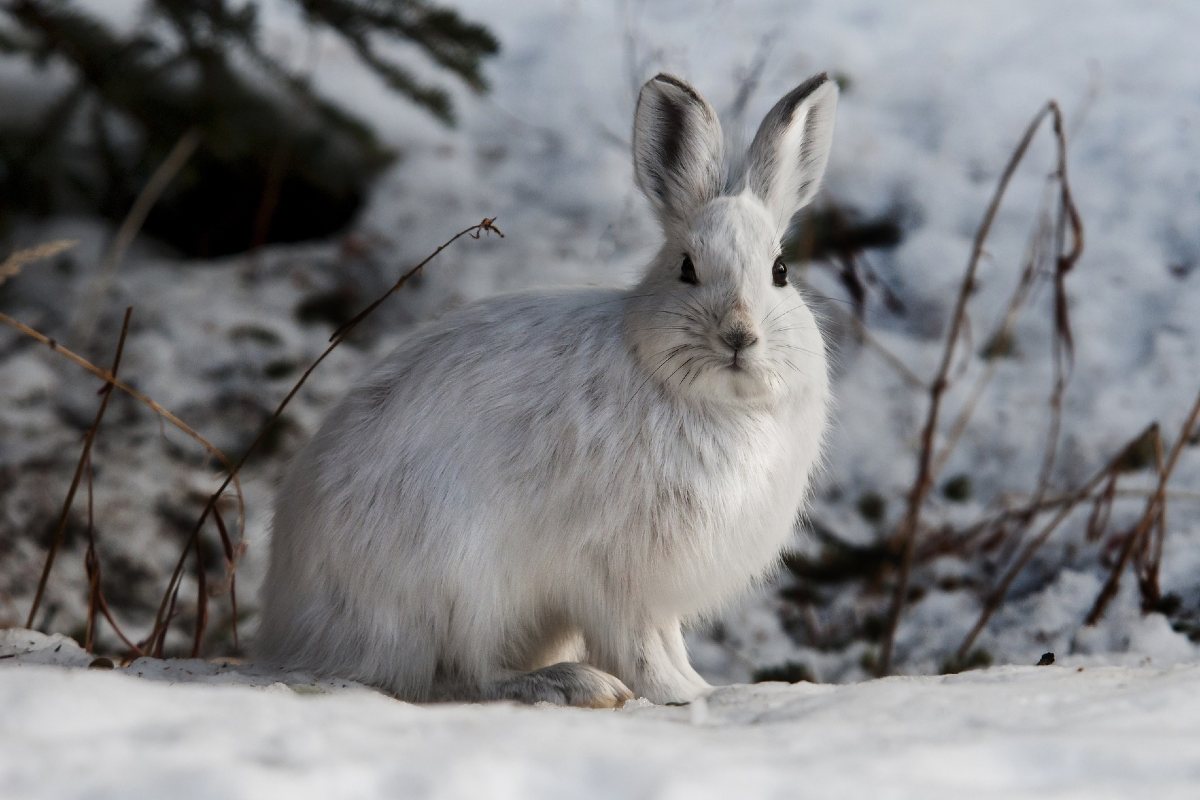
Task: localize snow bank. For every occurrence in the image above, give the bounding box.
[2,631,1197,799]
[2,0,1199,686]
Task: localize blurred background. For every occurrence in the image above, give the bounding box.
[1,0,1198,682]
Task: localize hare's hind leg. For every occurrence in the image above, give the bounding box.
[482,663,633,708]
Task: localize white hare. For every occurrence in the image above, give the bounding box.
[258,72,838,706]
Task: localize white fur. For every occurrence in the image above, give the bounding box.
[258,73,839,705]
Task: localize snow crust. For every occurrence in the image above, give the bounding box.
[3,630,1198,799]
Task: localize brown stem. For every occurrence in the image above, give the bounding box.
[190,535,209,658]
[955,423,1157,662]
[931,187,1050,477]
[26,308,133,629]
[0,311,243,512]
[1030,106,1085,509]
[211,505,240,651]
[0,240,78,288]
[877,102,1074,676]
[83,452,99,652]
[76,129,201,338]
[1137,433,1170,609]
[1085,389,1200,625]
[146,217,504,656]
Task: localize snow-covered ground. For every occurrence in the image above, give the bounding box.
[4,630,1199,799]
[10,0,1198,676]
[2,0,1200,794]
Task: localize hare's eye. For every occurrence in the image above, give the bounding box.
[680,255,698,285]
[772,257,788,288]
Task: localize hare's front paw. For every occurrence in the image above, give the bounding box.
[646,678,713,706]
[486,663,633,709]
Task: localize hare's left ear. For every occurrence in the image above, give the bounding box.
[741,73,838,231]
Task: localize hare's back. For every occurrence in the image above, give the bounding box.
[363,287,626,413]
[305,288,631,501]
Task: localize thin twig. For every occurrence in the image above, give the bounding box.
[725,31,779,127]
[76,129,202,336]
[211,505,241,650]
[904,473,1200,576]
[95,593,144,656]
[1031,105,1085,506]
[877,101,1080,676]
[146,217,504,656]
[85,472,145,654]
[26,308,133,629]
[1137,432,1171,609]
[251,145,290,250]
[931,183,1052,476]
[190,535,209,658]
[0,311,245,525]
[950,483,1200,545]
[328,218,504,341]
[954,423,1157,661]
[83,452,98,652]
[829,304,927,391]
[79,444,144,656]
[0,240,78,288]
[1085,389,1200,624]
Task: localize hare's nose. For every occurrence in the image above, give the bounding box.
[721,328,759,352]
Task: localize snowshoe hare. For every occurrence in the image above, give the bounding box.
[259,72,838,706]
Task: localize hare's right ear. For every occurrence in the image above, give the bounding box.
[741,73,838,232]
[633,74,725,228]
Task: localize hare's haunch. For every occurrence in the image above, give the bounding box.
[258,73,838,706]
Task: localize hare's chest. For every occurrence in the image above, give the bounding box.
[640,413,809,608]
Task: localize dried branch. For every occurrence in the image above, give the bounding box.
[145,217,505,656]
[0,312,238,472]
[83,455,145,656]
[1085,388,1200,625]
[328,218,504,342]
[1136,432,1171,609]
[826,302,927,391]
[94,592,145,657]
[1031,106,1085,505]
[876,100,1082,676]
[190,534,209,658]
[76,129,201,336]
[0,240,77,287]
[83,452,98,652]
[0,311,245,538]
[25,307,132,629]
[954,423,1158,662]
[210,505,241,651]
[931,184,1052,476]
[725,31,779,126]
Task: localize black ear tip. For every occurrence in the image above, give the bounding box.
[779,72,836,111]
[647,73,703,104]
[800,72,832,94]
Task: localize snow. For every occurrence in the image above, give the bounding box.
[4,630,1199,799]
[3,0,1195,676]
[2,0,1200,794]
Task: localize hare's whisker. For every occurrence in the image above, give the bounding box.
[760,295,792,328]
[622,345,688,413]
